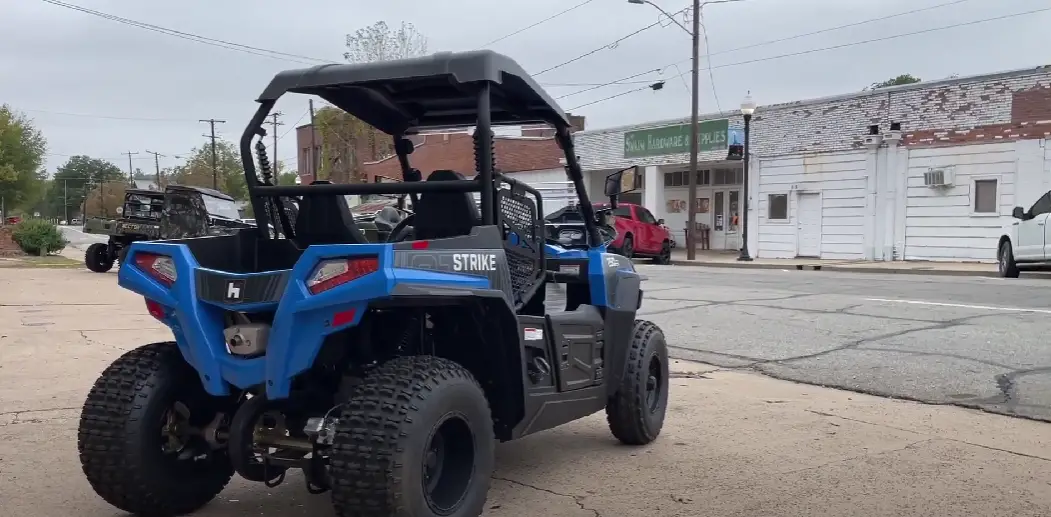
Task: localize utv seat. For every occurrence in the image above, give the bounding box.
[293,180,368,247]
[413,170,482,240]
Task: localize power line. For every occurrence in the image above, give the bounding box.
[278,110,310,141]
[563,6,1051,110]
[551,0,980,92]
[565,84,665,112]
[39,0,336,65]
[533,4,691,76]
[476,0,598,48]
[22,108,199,123]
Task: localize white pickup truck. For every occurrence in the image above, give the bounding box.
[997,191,1051,278]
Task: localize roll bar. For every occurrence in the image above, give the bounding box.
[239,86,602,247]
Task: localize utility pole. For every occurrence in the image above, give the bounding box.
[64,180,68,223]
[144,150,164,189]
[267,112,284,178]
[123,151,139,186]
[200,119,226,190]
[308,99,317,182]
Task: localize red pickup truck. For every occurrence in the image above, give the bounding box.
[547,203,671,263]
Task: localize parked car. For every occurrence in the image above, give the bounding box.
[997,191,1051,278]
[546,202,672,263]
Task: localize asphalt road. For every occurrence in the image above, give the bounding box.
[56,224,1051,422]
[58,225,106,248]
[614,264,1051,422]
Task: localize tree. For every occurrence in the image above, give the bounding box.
[315,21,428,183]
[82,180,130,218]
[168,140,247,199]
[866,74,921,90]
[0,105,48,214]
[47,155,124,219]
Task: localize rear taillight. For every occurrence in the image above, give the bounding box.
[134,252,177,287]
[307,256,379,295]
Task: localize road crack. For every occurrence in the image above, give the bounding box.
[492,476,600,517]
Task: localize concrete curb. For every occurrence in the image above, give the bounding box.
[651,258,998,277]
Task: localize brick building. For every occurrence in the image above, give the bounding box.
[574,65,1051,262]
[295,115,586,184]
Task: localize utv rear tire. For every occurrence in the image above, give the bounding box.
[606,320,669,445]
[330,355,495,517]
[85,242,114,273]
[78,343,233,517]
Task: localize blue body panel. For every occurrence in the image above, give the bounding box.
[117,235,629,400]
[118,241,493,399]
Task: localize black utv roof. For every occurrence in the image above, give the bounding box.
[166,184,235,201]
[256,50,570,135]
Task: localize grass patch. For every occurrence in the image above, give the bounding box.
[0,255,82,268]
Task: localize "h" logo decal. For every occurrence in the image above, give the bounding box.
[225,280,244,301]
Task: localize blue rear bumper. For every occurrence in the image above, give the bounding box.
[118,241,489,399]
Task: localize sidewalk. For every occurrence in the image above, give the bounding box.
[654,249,1001,277]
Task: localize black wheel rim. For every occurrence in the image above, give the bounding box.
[999,247,1007,273]
[645,356,663,412]
[623,239,633,257]
[422,414,476,515]
[157,399,224,474]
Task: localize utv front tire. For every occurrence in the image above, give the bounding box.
[330,355,495,517]
[78,343,233,517]
[607,320,670,445]
[85,242,113,273]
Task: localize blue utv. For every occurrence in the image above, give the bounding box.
[77,49,670,517]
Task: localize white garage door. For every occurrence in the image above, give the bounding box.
[797,192,822,257]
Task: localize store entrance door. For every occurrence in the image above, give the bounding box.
[710,188,741,250]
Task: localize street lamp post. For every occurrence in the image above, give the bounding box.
[737,92,756,261]
[627,0,743,260]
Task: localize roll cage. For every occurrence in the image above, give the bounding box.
[239,50,601,247]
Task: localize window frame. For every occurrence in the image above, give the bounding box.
[636,206,658,225]
[766,192,790,221]
[970,176,1000,217]
[1027,192,1051,219]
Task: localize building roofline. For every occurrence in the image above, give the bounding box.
[575,64,1051,136]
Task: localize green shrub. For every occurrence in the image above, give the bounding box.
[11,219,68,255]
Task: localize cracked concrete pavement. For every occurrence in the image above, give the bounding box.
[631,263,1051,422]
[3,267,1051,516]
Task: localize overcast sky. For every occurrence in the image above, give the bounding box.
[2,0,1048,176]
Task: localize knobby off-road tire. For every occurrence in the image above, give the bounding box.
[78,342,234,517]
[85,242,114,273]
[330,355,495,517]
[998,241,1020,278]
[606,320,670,445]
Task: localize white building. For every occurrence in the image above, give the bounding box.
[573,65,1051,262]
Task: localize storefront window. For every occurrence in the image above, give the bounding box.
[729,191,740,232]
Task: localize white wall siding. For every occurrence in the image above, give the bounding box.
[756,151,869,259]
[902,143,1016,262]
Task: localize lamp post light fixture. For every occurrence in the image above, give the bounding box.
[627,0,744,260]
[737,92,756,261]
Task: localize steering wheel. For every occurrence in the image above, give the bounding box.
[385,213,416,243]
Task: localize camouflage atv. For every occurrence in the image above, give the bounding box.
[83,185,255,273]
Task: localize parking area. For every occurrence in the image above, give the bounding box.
[2,267,1051,516]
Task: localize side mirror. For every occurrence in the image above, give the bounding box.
[657,218,665,225]
[604,166,640,198]
[1012,206,1025,219]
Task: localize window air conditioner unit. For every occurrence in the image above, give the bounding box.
[923,166,954,187]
